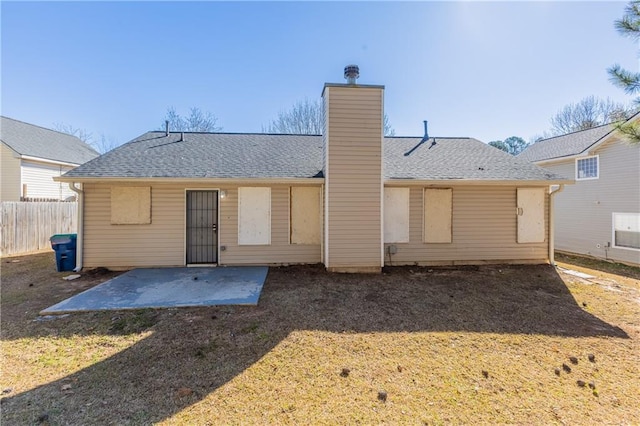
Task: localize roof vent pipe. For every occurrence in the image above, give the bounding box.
[180,131,184,141]
[165,120,169,136]
[344,64,359,84]
[423,120,429,141]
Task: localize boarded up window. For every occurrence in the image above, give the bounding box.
[238,187,271,245]
[517,188,545,243]
[290,187,321,245]
[424,188,452,243]
[111,187,151,224]
[384,187,410,243]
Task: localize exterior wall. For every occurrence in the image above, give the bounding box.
[383,186,550,265]
[323,85,384,272]
[21,159,75,200]
[82,182,321,269]
[1,143,21,201]
[540,138,640,266]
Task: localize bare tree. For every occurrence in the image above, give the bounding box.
[161,107,222,132]
[263,98,396,136]
[94,134,121,154]
[550,96,632,135]
[53,122,93,144]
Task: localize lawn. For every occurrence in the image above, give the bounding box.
[1,252,639,425]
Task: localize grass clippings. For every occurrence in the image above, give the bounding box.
[1,252,639,425]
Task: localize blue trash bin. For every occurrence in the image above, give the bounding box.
[50,234,77,272]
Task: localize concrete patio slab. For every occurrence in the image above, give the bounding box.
[40,266,268,314]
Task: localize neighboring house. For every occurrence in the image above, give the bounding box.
[518,117,640,266]
[0,116,99,201]
[57,68,570,272]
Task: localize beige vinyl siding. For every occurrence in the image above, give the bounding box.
[384,186,549,265]
[82,183,321,269]
[83,183,185,268]
[0,143,21,201]
[220,186,321,265]
[21,159,75,200]
[324,85,383,271]
[541,138,640,266]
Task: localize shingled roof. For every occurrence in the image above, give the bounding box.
[62,131,567,182]
[1,116,99,165]
[518,123,616,163]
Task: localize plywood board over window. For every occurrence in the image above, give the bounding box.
[517,187,545,243]
[384,187,410,243]
[424,188,452,243]
[290,187,321,244]
[111,187,151,224]
[238,187,271,245]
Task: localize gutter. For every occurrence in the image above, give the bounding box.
[68,183,84,272]
[548,184,565,266]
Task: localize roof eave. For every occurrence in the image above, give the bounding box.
[54,176,325,185]
[21,155,80,168]
[384,178,574,186]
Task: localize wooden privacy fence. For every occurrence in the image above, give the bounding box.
[0,202,77,257]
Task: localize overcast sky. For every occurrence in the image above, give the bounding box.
[1,1,636,148]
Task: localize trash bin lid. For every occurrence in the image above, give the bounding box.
[50,234,76,244]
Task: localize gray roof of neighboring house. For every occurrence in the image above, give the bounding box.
[517,123,616,163]
[1,116,99,165]
[63,131,567,182]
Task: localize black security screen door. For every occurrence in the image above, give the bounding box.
[186,191,218,264]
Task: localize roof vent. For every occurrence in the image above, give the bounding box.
[344,65,359,84]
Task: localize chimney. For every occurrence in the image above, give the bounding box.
[344,64,359,84]
[322,65,385,273]
[165,120,169,136]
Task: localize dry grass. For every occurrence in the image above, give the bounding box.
[1,253,639,425]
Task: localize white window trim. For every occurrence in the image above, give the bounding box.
[575,155,599,181]
[612,212,640,252]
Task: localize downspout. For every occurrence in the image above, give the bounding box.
[68,183,84,272]
[549,184,565,267]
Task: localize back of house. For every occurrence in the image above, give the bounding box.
[519,118,640,266]
[57,66,571,272]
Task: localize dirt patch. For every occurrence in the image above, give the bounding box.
[1,253,639,425]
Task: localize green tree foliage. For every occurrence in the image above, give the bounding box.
[161,107,221,132]
[488,136,529,155]
[263,98,395,136]
[608,1,640,143]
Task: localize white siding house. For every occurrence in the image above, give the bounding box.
[0,116,99,201]
[519,117,640,266]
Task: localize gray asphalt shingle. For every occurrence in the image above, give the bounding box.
[1,116,99,165]
[64,131,566,182]
[518,124,616,163]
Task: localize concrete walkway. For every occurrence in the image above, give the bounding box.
[41,266,268,314]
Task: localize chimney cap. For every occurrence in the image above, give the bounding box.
[344,64,359,84]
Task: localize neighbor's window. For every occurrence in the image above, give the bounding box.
[576,156,599,180]
[238,187,271,245]
[612,213,640,250]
